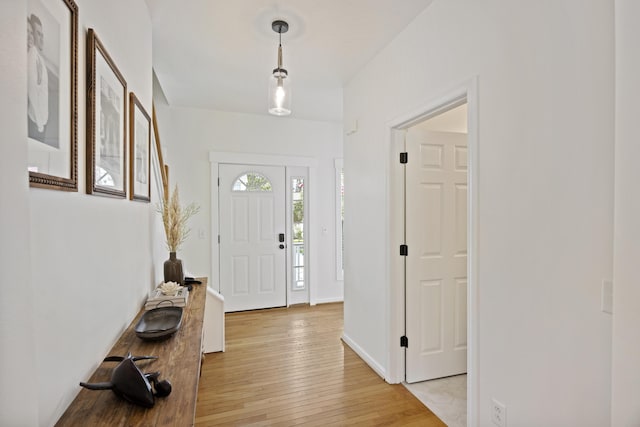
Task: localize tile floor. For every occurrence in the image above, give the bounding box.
[404,374,467,427]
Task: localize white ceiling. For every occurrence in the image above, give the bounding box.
[146,0,434,122]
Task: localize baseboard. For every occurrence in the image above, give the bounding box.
[341,333,386,379]
[310,297,344,306]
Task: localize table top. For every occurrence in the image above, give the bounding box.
[55,278,207,427]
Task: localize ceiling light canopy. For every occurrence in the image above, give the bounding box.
[268,20,291,116]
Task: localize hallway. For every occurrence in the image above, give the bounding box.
[195,303,445,426]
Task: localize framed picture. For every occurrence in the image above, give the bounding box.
[27,0,78,191]
[150,121,164,202]
[129,93,151,202]
[86,28,127,197]
[152,103,169,200]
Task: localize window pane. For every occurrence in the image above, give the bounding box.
[340,169,344,271]
[232,173,273,192]
[292,177,305,291]
[335,159,344,281]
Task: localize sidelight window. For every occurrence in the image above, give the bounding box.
[291,177,305,291]
[335,159,344,281]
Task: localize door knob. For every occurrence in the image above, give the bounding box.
[279,244,285,249]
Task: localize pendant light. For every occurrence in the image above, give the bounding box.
[268,20,291,116]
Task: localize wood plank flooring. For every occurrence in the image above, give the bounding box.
[195,303,445,426]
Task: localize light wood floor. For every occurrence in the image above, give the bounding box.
[195,303,445,426]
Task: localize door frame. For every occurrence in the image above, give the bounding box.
[209,152,319,305]
[386,77,479,425]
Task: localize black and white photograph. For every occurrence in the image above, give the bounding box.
[129,92,151,202]
[27,0,77,191]
[98,75,122,185]
[86,28,127,198]
[27,3,59,147]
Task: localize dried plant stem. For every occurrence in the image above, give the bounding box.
[158,184,200,252]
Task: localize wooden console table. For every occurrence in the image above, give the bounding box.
[56,278,207,427]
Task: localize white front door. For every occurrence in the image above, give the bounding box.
[405,128,468,383]
[219,164,286,312]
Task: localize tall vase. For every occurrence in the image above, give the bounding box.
[164,252,184,285]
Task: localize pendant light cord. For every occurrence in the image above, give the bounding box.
[277,29,283,69]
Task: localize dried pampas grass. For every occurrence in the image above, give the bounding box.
[158,184,200,252]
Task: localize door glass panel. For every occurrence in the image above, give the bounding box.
[335,159,344,281]
[232,172,273,192]
[292,177,305,291]
[340,168,344,272]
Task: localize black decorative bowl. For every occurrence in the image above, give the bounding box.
[134,306,183,341]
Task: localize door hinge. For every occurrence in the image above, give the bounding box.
[400,336,408,348]
[400,152,408,164]
[218,235,220,244]
[217,177,220,186]
[400,244,408,256]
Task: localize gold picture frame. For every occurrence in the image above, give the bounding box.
[129,93,151,202]
[27,0,78,191]
[86,28,127,198]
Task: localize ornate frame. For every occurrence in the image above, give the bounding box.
[86,28,127,198]
[129,92,151,202]
[27,0,78,191]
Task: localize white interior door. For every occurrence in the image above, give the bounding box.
[405,128,468,383]
[219,164,286,312]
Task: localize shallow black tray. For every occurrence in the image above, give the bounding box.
[135,306,183,341]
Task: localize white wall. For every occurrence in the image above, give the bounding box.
[343,1,614,425]
[0,1,39,425]
[1,0,160,425]
[612,1,640,425]
[153,101,344,304]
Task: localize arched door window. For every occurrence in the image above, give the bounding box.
[232,172,273,192]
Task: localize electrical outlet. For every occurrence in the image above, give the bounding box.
[491,398,506,427]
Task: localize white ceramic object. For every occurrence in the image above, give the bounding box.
[159,281,182,295]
